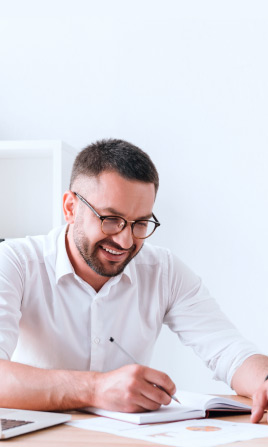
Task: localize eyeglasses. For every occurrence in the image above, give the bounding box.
[73,192,160,239]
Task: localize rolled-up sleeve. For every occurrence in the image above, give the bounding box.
[163,252,259,386]
[0,243,24,359]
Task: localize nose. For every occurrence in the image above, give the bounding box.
[111,223,134,250]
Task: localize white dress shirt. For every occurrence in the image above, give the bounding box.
[0,225,258,386]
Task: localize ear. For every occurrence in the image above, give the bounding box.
[63,191,77,224]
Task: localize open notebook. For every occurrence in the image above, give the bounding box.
[0,408,71,439]
[83,390,252,425]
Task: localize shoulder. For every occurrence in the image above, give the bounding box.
[132,243,201,296]
[134,242,171,267]
[0,226,65,266]
[134,243,193,273]
[132,242,193,281]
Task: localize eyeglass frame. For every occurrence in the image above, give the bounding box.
[72,191,161,239]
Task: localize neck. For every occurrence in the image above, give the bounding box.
[65,225,109,292]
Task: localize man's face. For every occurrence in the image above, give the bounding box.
[71,171,156,278]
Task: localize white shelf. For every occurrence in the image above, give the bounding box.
[0,140,78,238]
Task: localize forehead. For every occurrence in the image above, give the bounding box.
[75,171,156,217]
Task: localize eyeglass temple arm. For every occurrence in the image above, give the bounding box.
[74,191,160,226]
[152,213,160,225]
[73,192,102,219]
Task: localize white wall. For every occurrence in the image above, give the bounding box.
[1,0,268,394]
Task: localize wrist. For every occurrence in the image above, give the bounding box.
[88,371,103,407]
[54,369,101,410]
[76,370,102,408]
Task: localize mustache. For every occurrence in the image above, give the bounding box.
[97,238,136,253]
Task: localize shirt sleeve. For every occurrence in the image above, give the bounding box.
[0,242,24,359]
[163,251,259,386]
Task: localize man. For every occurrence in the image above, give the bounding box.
[0,139,267,422]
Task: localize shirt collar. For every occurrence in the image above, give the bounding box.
[55,225,133,284]
[122,263,132,283]
[55,225,75,283]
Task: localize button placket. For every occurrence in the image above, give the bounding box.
[90,298,105,371]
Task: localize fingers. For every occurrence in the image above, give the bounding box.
[123,388,163,412]
[140,382,172,407]
[92,364,176,413]
[143,366,177,400]
[120,365,173,409]
[128,365,176,408]
[251,385,268,423]
[251,407,265,424]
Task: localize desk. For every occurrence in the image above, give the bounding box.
[2,397,268,447]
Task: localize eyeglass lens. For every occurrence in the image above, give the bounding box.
[102,217,156,238]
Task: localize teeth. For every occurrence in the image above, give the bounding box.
[103,247,123,255]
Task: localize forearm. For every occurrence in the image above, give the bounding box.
[231,354,268,397]
[0,360,177,413]
[0,359,98,411]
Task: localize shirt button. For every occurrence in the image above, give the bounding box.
[94,337,100,344]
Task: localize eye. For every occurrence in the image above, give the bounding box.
[105,217,122,223]
[136,221,149,228]
[102,217,126,232]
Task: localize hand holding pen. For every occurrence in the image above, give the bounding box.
[109,337,180,405]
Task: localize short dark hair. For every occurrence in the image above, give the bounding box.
[70,139,159,193]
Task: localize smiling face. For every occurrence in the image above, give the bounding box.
[63,171,156,285]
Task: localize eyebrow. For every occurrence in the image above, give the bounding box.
[100,206,153,220]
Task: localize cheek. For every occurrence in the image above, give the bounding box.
[84,228,104,247]
[76,213,103,241]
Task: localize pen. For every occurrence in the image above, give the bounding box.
[109,337,181,404]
